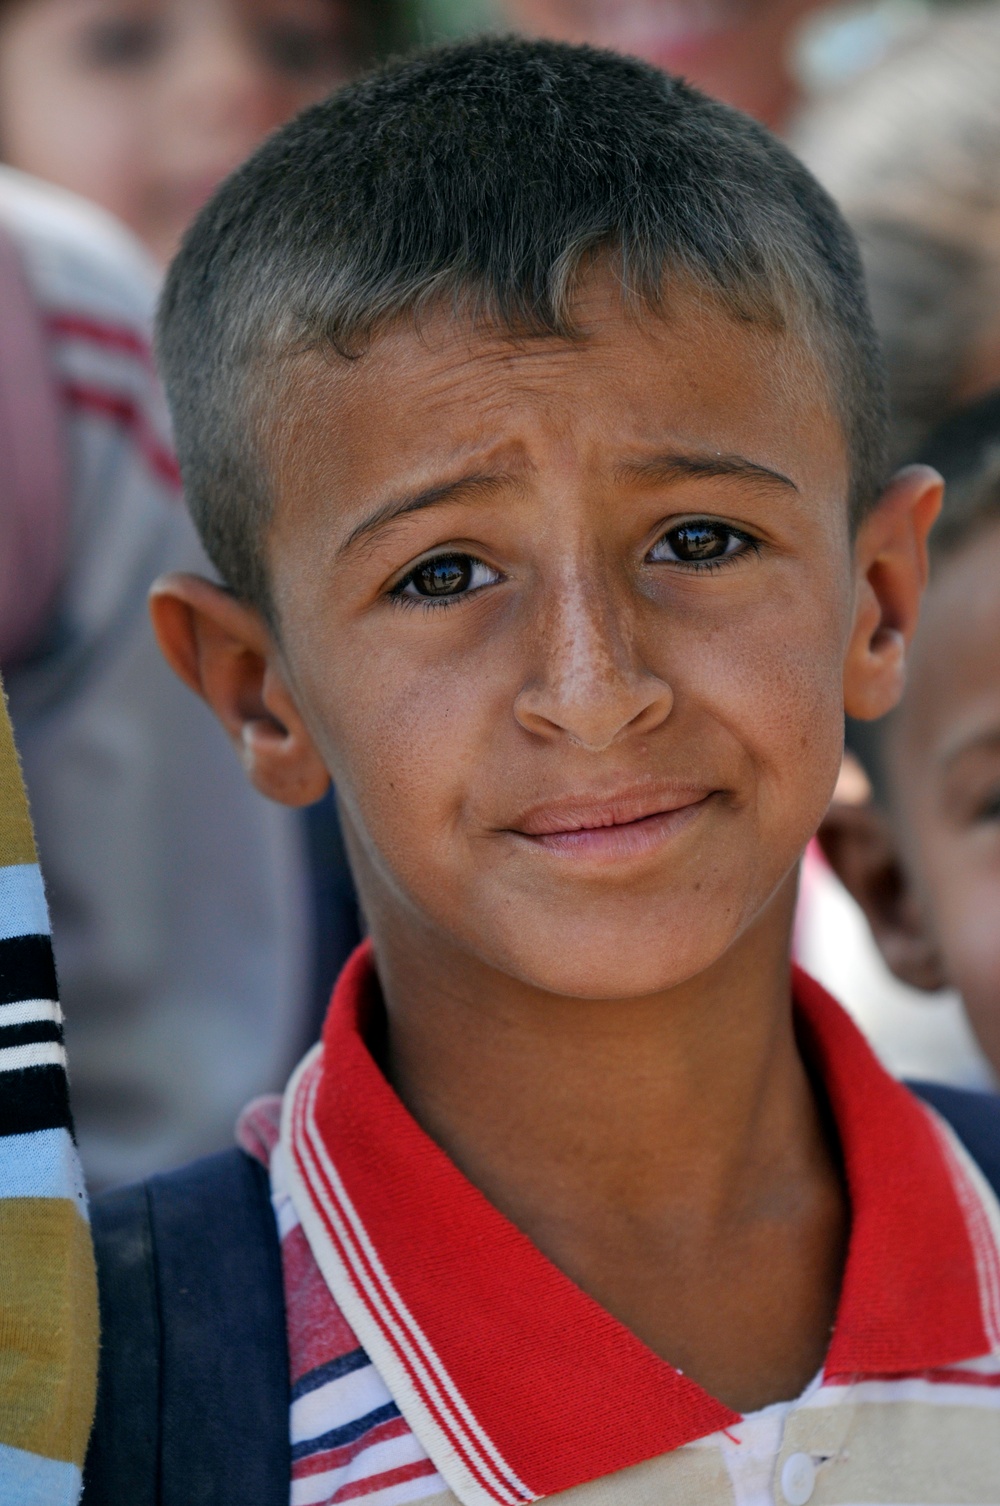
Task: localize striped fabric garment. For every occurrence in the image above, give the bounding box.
[45,300,179,496]
[241,1098,447,1506]
[0,162,310,1191]
[242,944,1000,1506]
[0,685,97,1505]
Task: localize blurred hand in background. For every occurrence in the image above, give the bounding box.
[0,0,365,263]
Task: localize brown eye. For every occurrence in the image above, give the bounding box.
[80,18,164,69]
[411,555,472,596]
[649,521,751,565]
[975,788,1000,823]
[392,553,502,606]
[258,21,352,80]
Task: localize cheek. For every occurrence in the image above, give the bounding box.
[264,78,344,124]
[670,585,846,831]
[0,69,141,210]
[927,839,1000,1029]
[313,633,502,881]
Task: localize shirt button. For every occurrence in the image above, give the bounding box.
[781,1452,816,1506]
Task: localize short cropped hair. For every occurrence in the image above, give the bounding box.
[157,36,888,615]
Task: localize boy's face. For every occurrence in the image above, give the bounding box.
[242,272,910,1002]
[887,521,1000,1064]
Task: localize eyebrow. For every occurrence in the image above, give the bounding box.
[939,725,1000,771]
[339,471,517,557]
[339,448,798,558]
[617,451,799,492]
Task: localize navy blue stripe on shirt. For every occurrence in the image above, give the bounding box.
[0,934,58,1004]
[0,1019,63,1050]
[0,1066,72,1136]
[291,1346,371,1402]
[291,1400,401,1462]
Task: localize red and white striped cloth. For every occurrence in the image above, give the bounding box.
[241,1094,447,1506]
[0,164,309,1187]
[241,946,1000,1506]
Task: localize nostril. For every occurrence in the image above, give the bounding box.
[514,671,673,750]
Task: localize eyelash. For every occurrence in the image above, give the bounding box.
[388,555,503,611]
[387,521,761,610]
[647,521,761,571]
[974,790,1000,823]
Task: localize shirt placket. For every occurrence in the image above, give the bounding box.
[771,1385,857,1506]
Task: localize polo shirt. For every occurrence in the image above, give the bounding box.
[242,942,1000,1506]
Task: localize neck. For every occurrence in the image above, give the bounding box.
[370,873,823,1232]
[358,869,847,1410]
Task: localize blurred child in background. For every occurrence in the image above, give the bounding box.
[820,389,1000,1084]
[500,0,845,130]
[0,163,311,1186]
[788,5,1000,1087]
[797,4,1000,462]
[0,0,389,264]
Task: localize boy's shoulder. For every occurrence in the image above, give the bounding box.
[84,1147,289,1506]
[909,1079,1000,1195]
[83,1079,1000,1505]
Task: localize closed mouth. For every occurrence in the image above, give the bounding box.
[506,786,716,861]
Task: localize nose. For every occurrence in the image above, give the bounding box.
[514,572,673,752]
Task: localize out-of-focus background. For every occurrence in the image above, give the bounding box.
[0,0,969,270]
[3,0,1000,1191]
[419,0,946,127]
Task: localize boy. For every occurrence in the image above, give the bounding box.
[87,38,1000,1505]
[821,387,1000,1083]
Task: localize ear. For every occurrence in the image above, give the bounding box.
[817,800,947,992]
[843,464,942,721]
[149,572,331,808]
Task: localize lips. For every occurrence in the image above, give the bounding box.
[513,785,711,837]
[504,785,714,864]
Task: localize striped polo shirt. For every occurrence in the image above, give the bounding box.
[242,943,1000,1506]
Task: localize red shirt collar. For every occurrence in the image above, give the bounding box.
[284,943,999,1505]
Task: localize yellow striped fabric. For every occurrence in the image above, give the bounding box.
[0,677,97,1504]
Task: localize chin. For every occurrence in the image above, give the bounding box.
[492,914,740,1002]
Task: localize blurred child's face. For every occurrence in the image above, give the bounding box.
[238,272,922,1002]
[503,0,825,128]
[0,0,356,262]
[887,521,1000,1065]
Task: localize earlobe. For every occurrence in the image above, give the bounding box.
[843,465,943,722]
[149,573,331,808]
[818,801,947,992]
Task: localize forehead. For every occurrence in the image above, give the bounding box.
[266,272,848,539]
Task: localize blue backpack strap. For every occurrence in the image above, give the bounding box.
[83,1178,159,1505]
[85,1147,290,1505]
[909,1080,1000,1195]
